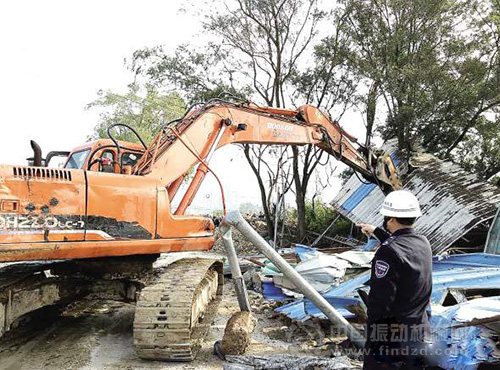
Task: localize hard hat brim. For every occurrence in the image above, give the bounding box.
[380,208,422,218]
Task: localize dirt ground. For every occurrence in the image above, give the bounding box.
[0,279,322,370]
[0,247,363,370]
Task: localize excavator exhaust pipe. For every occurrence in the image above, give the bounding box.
[29,140,43,167]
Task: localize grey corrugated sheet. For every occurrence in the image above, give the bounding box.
[332,152,500,254]
[485,207,500,254]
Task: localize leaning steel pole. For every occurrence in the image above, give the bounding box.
[220,221,252,312]
[223,211,366,349]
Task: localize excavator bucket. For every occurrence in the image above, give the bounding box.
[374,152,402,192]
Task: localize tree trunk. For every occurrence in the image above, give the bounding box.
[444,118,477,158]
[243,145,275,238]
[365,82,378,147]
[292,146,307,241]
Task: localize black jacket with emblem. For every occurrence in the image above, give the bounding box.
[366,227,432,345]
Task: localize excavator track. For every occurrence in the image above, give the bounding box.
[133,257,223,361]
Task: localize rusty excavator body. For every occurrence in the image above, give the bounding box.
[0,97,401,361]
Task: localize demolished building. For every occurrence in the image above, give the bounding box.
[221,145,500,369]
[332,151,500,254]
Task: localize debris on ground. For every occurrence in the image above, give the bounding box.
[221,208,500,369]
[224,354,360,370]
[3,155,500,369]
[212,218,271,256]
[430,296,500,369]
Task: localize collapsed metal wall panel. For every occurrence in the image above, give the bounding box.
[485,207,500,254]
[332,152,500,254]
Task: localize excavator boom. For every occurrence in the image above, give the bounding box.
[134,99,400,210]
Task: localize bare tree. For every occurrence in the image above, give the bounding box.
[243,145,292,237]
[130,0,359,238]
[204,0,336,240]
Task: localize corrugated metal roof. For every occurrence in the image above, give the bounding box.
[275,297,359,321]
[332,151,500,254]
[432,268,500,303]
[275,253,500,369]
[261,281,288,301]
[433,252,500,270]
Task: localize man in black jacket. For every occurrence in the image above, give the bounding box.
[359,190,432,369]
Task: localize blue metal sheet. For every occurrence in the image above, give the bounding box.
[433,268,500,292]
[390,150,403,167]
[304,296,360,319]
[433,253,500,271]
[275,253,500,369]
[294,244,319,262]
[355,237,380,251]
[262,281,288,301]
[429,297,500,369]
[341,182,376,213]
[322,271,371,298]
[275,298,357,320]
[275,300,309,321]
[432,267,500,304]
[332,144,500,255]
[277,253,500,318]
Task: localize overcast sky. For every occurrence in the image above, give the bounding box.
[0,0,197,163]
[0,0,368,212]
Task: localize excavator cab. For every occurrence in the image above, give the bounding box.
[63,139,144,174]
[0,99,405,361]
[28,139,145,175]
[30,121,147,175]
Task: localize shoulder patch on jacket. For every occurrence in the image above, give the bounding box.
[375,260,390,278]
[381,235,397,247]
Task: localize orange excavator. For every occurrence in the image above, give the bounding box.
[0,96,400,361]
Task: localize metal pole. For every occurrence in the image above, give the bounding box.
[175,125,227,215]
[223,211,366,349]
[220,221,252,312]
[311,215,341,247]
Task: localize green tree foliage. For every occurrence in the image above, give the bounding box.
[130,45,251,104]
[455,117,500,179]
[87,83,186,144]
[335,0,500,179]
[288,199,352,238]
[304,199,336,234]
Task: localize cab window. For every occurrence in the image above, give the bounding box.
[122,152,141,166]
[100,150,115,172]
[65,149,90,169]
[101,150,114,161]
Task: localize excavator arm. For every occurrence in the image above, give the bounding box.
[133,99,401,215]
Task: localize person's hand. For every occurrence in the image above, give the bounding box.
[358,223,376,237]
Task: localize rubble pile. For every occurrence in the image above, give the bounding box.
[223,354,360,370]
[222,215,500,370]
[212,217,270,256]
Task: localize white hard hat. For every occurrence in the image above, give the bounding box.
[380,190,422,218]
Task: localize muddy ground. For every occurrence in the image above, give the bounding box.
[0,247,363,370]
[0,278,355,370]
